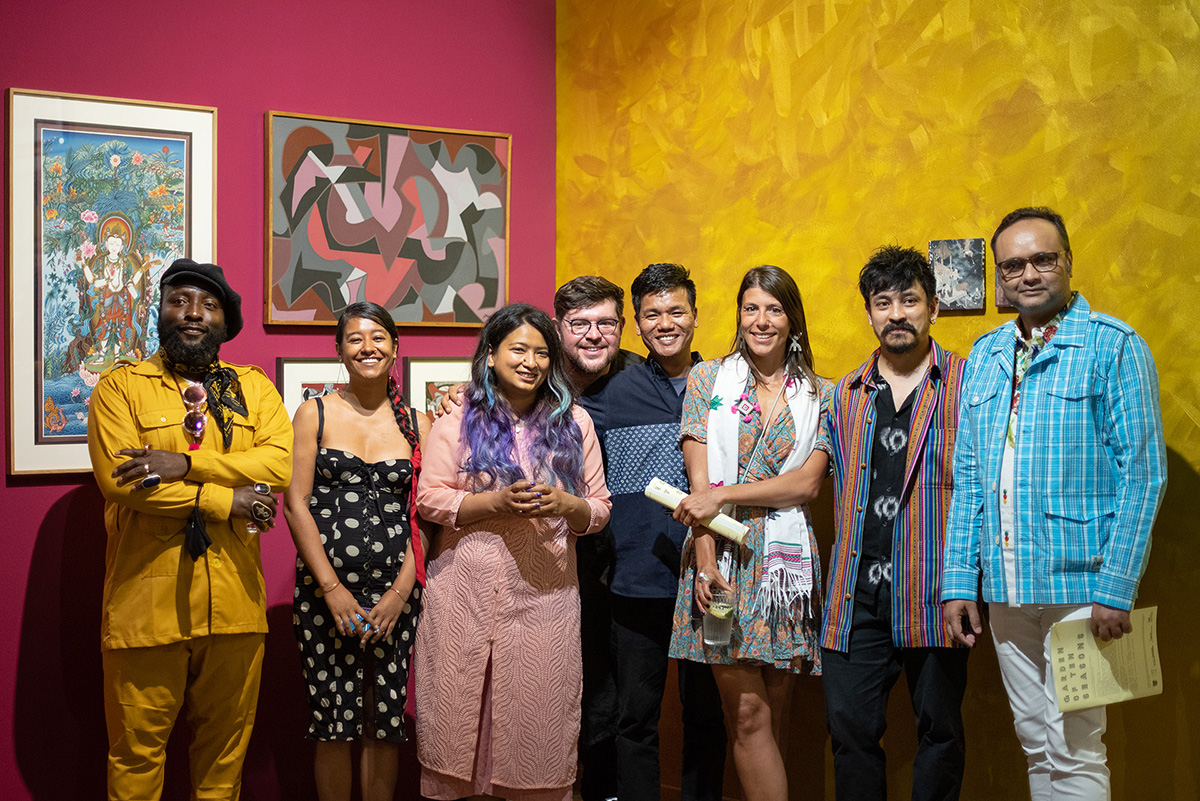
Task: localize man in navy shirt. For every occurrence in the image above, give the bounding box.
[596,264,726,801]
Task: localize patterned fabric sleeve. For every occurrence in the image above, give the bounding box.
[812,376,834,456]
[680,358,721,443]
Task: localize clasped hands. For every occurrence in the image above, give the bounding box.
[493,479,577,519]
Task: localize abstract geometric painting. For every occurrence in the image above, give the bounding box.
[929,238,985,311]
[267,112,510,327]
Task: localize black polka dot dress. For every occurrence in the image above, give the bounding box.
[293,398,421,742]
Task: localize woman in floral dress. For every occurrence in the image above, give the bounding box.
[669,265,831,801]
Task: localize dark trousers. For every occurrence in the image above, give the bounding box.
[822,597,969,801]
[579,536,619,801]
[612,594,726,801]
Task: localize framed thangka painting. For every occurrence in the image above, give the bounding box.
[928,238,985,311]
[266,112,510,327]
[7,89,215,474]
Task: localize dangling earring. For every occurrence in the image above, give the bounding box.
[789,334,803,356]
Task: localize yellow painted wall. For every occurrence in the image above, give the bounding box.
[558,1,1200,798]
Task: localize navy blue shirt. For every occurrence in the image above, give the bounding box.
[593,353,701,598]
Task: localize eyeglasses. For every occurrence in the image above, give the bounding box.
[181,383,208,449]
[564,317,619,336]
[996,251,1063,280]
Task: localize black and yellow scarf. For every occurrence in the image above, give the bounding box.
[159,349,248,449]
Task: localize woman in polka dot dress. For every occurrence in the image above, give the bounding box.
[284,302,432,801]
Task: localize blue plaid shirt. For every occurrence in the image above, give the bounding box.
[941,294,1167,609]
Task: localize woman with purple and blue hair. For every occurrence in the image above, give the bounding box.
[414,303,612,801]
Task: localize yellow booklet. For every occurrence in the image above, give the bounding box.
[1050,606,1163,712]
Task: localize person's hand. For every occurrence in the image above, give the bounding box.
[112,445,190,490]
[673,485,728,527]
[1090,603,1133,642]
[230,485,278,530]
[943,599,982,647]
[693,558,733,613]
[434,383,467,418]
[489,480,544,516]
[522,483,584,520]
[322,583,367,638]
[361,588,408,646]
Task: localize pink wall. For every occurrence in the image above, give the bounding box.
[0,1,556,798]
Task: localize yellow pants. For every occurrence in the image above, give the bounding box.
[102,633,265,801]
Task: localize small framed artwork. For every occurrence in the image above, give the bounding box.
[994,264,1014,309]
[276,357,348,420]
[8,89,216,474]
[403,357,472,416]
[929,238,985,311]
[266,111,511,327]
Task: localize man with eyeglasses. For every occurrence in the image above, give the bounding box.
[590,263,726,801]
[87,259,293,800]
[941,208,1167,800]
[553,276,643,801]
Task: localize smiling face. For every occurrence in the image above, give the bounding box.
[995,217,1073,329]
[738,286,790,363]
[488,323,550,408]
[867,280,938,355]
[556,299,623,380]
[158,283,227,367]
[634,287,697,366]
[337,316,397,381]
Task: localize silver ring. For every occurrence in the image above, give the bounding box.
[253,482,271,496]
[697,571,712,584]
[140,473,162,489]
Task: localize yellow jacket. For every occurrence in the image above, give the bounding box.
[87,354,293,650]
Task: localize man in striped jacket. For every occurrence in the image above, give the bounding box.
[818,245,969,801]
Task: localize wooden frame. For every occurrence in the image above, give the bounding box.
[7,89,216,474]
[266,111,510,327]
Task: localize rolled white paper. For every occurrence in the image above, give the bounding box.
[644,478,748,545]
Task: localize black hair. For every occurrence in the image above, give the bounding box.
[630,262,697,315]
[858,245,937,305]
[991,206,1072,257]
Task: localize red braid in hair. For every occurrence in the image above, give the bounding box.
[387,376,426,586]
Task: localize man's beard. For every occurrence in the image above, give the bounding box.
[159,323,225,369]
[880,322,918,354]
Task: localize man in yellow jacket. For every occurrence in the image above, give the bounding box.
[87,259,292,800]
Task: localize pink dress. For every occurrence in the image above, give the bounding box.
[415,403,611,801]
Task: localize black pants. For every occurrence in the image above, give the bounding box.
[579,536,619,801]
[821,597,969,801]
[611,594,726,801]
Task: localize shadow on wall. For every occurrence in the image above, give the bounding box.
[13,484,108,800]
[11,488,424,801]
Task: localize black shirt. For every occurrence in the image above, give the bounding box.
[855,368,915,605]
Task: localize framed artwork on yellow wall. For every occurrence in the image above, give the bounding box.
[929,238,985,311]
[266,111,511,328]
[7,89,216,475]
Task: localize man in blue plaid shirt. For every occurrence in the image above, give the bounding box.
[941,207,1167,801]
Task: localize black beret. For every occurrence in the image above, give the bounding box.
[160,258,243,341]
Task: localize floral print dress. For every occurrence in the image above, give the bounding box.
[668,358,832,674]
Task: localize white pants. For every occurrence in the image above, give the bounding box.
[990,603,1109,801]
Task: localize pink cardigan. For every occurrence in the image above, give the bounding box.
[414,403,611,792]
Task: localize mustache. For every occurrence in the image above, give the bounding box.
[882,321,917,336]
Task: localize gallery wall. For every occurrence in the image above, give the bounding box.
[557,0,1200,799]
[0,0,555,798]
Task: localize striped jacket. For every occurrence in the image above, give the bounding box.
[941,294,1167,608]
[819,340,966,651]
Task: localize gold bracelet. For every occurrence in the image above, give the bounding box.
[322,581,341,594]
[388,586,404,599]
